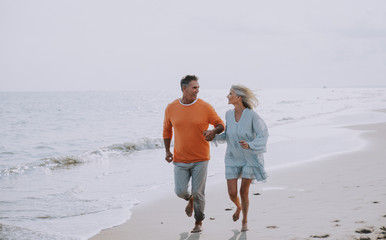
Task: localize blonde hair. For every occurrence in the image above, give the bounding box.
[231,85,258,109]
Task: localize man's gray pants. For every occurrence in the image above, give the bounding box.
[173,160,208,222]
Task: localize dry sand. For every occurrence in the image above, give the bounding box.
[90,122,386,240]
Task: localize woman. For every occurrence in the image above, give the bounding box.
[214,85,268,232]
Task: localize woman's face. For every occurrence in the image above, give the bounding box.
[227,89,240,105]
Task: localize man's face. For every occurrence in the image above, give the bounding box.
[183,80,199,101]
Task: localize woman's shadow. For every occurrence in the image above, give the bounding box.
[179,229,247,240]
[229,229,247,240]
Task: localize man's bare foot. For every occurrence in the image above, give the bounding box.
[185,197,194,217]
[191,221,202,233]
[232,208,241,222]
[241,222,248,232]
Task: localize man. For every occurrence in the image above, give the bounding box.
[163,75,224,233]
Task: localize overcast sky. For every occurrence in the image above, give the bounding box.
[1,0,385,92]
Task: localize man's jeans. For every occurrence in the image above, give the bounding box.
[173,160,209,222]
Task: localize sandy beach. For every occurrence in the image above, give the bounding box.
[90,122,386,240]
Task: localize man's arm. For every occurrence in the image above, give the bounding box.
[203,124,224,141]
[164,138,173,163]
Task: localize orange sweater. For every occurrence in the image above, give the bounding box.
[163,99,224,163]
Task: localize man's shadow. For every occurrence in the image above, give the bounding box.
[179,232,201,240]
[179,229,247,240]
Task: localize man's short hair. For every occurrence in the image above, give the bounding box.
[180,75,198,91]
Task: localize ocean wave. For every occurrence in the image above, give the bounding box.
[106,137,164,152]
[277,117,295,122]
[0,152,15,155]
[4,188,138,221]
[0,137,165,177]
[39,156,83,170]
[276,100,302,104]
[0,223,76,240]
[0,190,139,240]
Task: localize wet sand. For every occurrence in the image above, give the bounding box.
[90,122,386,240]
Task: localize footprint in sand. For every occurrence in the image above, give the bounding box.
[378,226,386,238]
[266,226,279,229]
[355,221,366,224]
[358,237,371,240]
[355,228,372,234]
[331,220,340,227]
[310,234,330,238]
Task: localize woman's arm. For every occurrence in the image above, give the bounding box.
[246,113,268,152]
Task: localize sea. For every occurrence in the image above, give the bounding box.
[1,88,386,240]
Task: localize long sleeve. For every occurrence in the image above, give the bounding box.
[246,113,268,153]
[222,108,268,181]
[163,104,173,139]
[213,127,227,144]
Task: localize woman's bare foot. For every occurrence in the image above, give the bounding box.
[185,197,194,217]
[191,221,202,233]
[232,208,241,222]
[241,222,248,232]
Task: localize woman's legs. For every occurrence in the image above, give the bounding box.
[240,178,252,231]
[227,178,241,221]
[227,177,253,231]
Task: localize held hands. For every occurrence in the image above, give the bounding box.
[165,151,173,163]
[203,129,216,141]
[239,140,250,149]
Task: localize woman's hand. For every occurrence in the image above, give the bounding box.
[239,140,250,149]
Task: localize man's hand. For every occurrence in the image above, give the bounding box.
[203,124,224,141]
[164,138,173,163]
[165,151,173,163]
[203,130,216,141]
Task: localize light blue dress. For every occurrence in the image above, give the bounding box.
[214,108,268,181]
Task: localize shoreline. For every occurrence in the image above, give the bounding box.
[90,121,386,240]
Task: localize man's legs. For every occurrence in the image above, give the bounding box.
[174,162,192,201]
[190,161,208,232]
[190,160,208,222]
[174,161,209,233]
